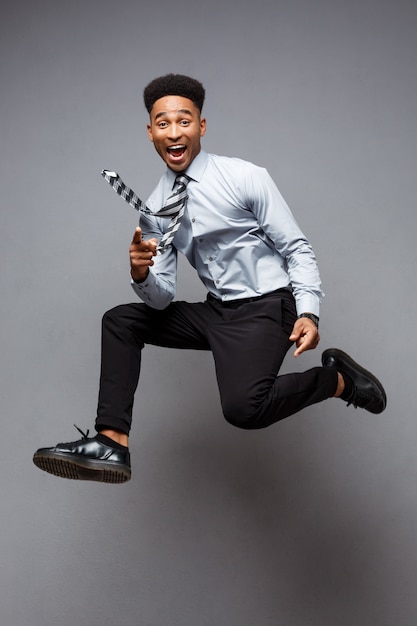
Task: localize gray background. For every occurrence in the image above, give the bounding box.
[1,0,416,624]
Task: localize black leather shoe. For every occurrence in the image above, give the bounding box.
[322,348,387,414]
[33,426,131,483]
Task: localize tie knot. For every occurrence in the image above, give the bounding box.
[174,173,190,190]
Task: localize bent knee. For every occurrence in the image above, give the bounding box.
[102,304,127,322]
[222,395,286,430]
[101,305,147,346]
[222,401,262,430]
[101,306,123,333]
[102,303,143,326]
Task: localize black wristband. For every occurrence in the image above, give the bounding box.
[298,313,319,329]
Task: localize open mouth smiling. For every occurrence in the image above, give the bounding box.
[167,144,186,159]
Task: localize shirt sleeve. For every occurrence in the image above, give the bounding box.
[130,212,178,310]
[244,164,324,316]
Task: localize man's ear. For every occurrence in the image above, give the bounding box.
[200,117,207,137]
[147,124,153,142]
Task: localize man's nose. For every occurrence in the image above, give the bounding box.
[168,124,181,140]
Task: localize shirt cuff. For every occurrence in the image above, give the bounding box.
[130,272,175,310]
[295,294,320,318]
[131,272,158,303]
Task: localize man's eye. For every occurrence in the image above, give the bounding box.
[180,120,190,126]
[158,122,168,128]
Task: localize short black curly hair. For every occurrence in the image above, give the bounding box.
[143,73,205,114]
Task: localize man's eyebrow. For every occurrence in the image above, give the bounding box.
[154,108,193,121]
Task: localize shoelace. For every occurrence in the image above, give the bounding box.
[346,388,373,410]
[74,424,90,440]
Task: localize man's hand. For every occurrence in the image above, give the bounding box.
[289,317,320,357]
[129,227,158,283]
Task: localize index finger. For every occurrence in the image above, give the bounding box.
[131,227,142,245]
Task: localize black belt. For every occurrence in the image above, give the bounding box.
[206,288,291,308]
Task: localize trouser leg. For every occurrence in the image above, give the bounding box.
[96,302,211,434]
[208,293,338,429]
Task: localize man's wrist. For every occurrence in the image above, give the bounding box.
[131,269,149,284]
[298,312,319,329]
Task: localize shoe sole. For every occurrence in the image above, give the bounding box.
[322,348,387,413]
[33,452,131,483]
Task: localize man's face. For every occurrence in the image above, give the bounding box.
[147,95,206,172]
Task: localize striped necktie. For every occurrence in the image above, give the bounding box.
[101,170,190,254]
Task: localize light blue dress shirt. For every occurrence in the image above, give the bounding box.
[132,151,323,315]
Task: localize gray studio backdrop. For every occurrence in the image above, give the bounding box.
[1,0,416,625]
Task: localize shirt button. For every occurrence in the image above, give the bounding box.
[209,256,213,261]
[191,218,196,223]
[199,238,203,243]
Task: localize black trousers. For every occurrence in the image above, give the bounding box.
[96,290,338,435]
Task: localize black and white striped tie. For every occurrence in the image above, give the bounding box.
[101,170,190,254]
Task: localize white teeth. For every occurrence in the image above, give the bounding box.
[169,145,185,151]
